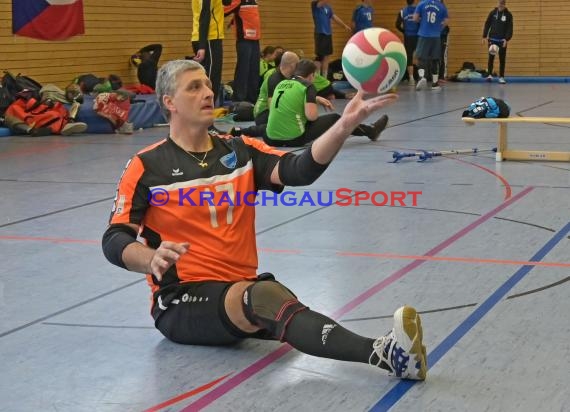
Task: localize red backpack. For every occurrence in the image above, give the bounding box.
[5,96,68,134]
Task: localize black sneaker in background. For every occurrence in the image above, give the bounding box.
[229,127,242,137]
[30,127,52,137]
[208,125,224,136]
[368,114,389,141]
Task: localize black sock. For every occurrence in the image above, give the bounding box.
[283,309,375,364]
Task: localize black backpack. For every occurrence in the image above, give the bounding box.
[0,85,14,116]
[231,101,254,121]
[327,59,347,82]
[462,97,511,119]
[75,74,103,93]
[461,62,476,71]
[2,71,42,102]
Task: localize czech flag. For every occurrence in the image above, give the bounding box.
[12,0,85,41]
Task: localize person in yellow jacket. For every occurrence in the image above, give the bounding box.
[192,0,231,106]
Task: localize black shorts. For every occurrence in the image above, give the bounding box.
[404,35,418,66]
[154,281,247,345]
[154,278,276,345]
[315,33,333,59]
[415,36,441,61]
[254,109,269,126]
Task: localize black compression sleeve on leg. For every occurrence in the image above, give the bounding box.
[283,309,375,363]
[102,224,138,269]
[278,145,330,186]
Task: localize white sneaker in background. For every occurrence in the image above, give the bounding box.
[61,122,87,136]
[415,78,427,91]
[117,122,134,134]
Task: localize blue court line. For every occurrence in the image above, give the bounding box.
[370,221,570,411]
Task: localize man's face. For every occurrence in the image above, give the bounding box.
[166,70,214,125]
[498,1,506,10]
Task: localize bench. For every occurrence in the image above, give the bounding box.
[462,117,570,162]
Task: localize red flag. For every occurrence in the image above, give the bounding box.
[12,0,85,41]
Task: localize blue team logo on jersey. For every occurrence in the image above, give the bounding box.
[220,151,237,169]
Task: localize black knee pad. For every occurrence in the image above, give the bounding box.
[242,277,307,341]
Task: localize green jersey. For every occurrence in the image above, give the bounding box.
[259,59,274,79]
[253,68,286,118]
[312,73,331,92]
[266,77,317,140]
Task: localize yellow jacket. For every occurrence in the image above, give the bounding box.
[192,0,226,45]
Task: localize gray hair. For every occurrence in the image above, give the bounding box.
[155,59,205,120]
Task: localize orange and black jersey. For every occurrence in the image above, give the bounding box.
[109,134,286,295]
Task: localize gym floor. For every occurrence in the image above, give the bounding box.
[1,82,569,412]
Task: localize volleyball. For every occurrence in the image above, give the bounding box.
[489,44,500,56]
[341,27,407,94]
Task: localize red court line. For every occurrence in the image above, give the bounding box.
[453,157,512,200]
[181,187,534,411]
[0,236,303,253]
[0,235,301,255]
[142,373,232,412]
[258,247,302,254]
[0,235,99,244]
[0,142,72,160]
[6,236,567,268]
[337,252,570,268]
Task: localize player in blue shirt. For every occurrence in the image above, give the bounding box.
[413,0,449,91]
[352,0,374,33]
[439,24,449,80]
[396,0,419,85]
[311,0,351,78]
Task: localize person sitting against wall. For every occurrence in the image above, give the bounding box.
[131,44,163,90]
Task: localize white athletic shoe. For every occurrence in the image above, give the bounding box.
[369,305,427,380]
[415,78,427,91]
[61,122,87,136]
[116,121,134,134]
[498,77,506,84]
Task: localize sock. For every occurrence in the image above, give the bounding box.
[283,309,377,364]
[432,74,439,84]
[418,68,425,78]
